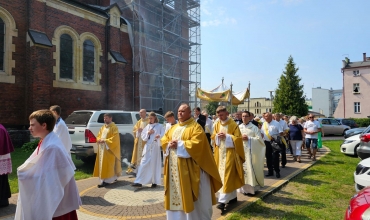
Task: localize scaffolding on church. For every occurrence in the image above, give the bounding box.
[116,0,201,114]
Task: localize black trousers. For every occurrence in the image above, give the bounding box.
[281,142,287,166]
[265,141,280,173]
[205,133,213,152]
[0,174,11,207]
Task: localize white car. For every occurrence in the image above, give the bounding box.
[354,158,370,191]
[341,134,361,156]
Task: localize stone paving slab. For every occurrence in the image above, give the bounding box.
[0,148,329,220]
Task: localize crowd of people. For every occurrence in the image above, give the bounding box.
[0,104,323,220]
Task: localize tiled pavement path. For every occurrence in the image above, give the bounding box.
[0,147,329,220]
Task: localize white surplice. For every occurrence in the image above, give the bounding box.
[238,122,266,195]
[15,132,81,220]
[53,117,72,154]
[134,123,164,185]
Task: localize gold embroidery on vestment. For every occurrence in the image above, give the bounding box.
[168,125,186,210]
[218,125,228,193]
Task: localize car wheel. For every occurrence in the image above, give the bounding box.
[120,133,134,163]
[80,156,96,164]
[343,129,349,136]
[354,144,360,157]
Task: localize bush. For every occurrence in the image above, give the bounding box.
[352,118,370,127]
[21,139,40,153]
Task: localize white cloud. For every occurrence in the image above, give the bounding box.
[201,17,237,27]
[201,1,237,27]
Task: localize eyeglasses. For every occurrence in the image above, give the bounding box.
[308,117,314,119]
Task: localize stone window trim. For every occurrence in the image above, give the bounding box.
[52,25,102,91]
[80,32,102,86]
[0,6,17,84]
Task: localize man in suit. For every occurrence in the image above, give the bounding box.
[193,107,206,130]
[249,112,259,127]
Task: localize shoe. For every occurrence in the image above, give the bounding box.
[151,184,157,188]
[98,182,108,188]
[216,203,225,210]
[228,197,237,204]
[276,173,281,178]
[131,183,142,187]
[312,157,316,161]
[282,165,286,168]
[298,160,302,163]
[293,157,297,161]
[265,172,274,177]
[129,164,136,169]
[242,192,248,196]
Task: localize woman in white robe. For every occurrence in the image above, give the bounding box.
[132,112,164,187]
[238,111,266,195]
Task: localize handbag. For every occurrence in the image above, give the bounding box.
[271,136,282,151]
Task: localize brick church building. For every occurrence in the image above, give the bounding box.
[0,0,136,127]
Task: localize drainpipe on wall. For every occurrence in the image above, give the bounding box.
[105,17,110,108]
[342,68,345,118]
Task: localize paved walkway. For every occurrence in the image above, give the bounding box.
[0,147,329,220]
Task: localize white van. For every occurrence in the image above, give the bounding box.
[65,110,165,163]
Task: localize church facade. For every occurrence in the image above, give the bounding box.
[0,0,136,127]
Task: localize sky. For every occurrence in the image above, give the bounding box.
[200,0,370,99]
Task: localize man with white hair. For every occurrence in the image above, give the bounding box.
[274,113,289,168]
[261,112,284,178]
[202,110,213,151]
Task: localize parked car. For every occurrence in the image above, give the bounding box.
[358,126,370,160]
[345,186,370,219]
[354,157,370,191]
[341,134,361,156]
[336,118,359,129]
[65,110,165,163]
[344,127,366,139]
[317,118,351,136]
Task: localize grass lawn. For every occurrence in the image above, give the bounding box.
[227,140,361,220]
[9,148,94,193]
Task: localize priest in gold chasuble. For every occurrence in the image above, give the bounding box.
[127,109,149,174]
[161,103,222,220]
[212,106,245,211]
[93,113,122,187]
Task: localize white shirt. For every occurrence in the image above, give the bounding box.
[277,120,289,131]
[260,120,283,141]
[204,118,213,134]
[304,120,321,139]
[53,117,72,154]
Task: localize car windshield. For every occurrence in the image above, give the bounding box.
[362,126,370,135]
[65,111,93,126]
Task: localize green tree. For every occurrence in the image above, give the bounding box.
[205,101,218,116]
[226,105,238,114]
[273,56,308,117]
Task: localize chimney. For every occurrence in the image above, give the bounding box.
[364,53,367,62]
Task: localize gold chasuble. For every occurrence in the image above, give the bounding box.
[161,118,222,213]
[212,118,245,193]
[93,122,122,179]
[131,118,149,166]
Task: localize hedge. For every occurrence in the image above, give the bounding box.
[352,118,370,127]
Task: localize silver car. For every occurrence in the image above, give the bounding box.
[317,118,351,136]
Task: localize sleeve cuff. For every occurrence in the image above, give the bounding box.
[177,141,191,158]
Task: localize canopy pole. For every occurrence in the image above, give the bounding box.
[230,82,233,115]
[248,81,250,111]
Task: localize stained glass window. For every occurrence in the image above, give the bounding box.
[83,40,95,82]
[0,18,5,71]
[60,34,73,79]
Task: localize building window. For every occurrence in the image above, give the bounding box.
[0,7,17,84]
[353,70,360,76]
[0,18,4,71]
[83,40,95,82]
[353,83,360,93]
[354,102,361,113]
[60,34,73,80]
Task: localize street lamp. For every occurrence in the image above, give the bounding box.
[268,90,274,112]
